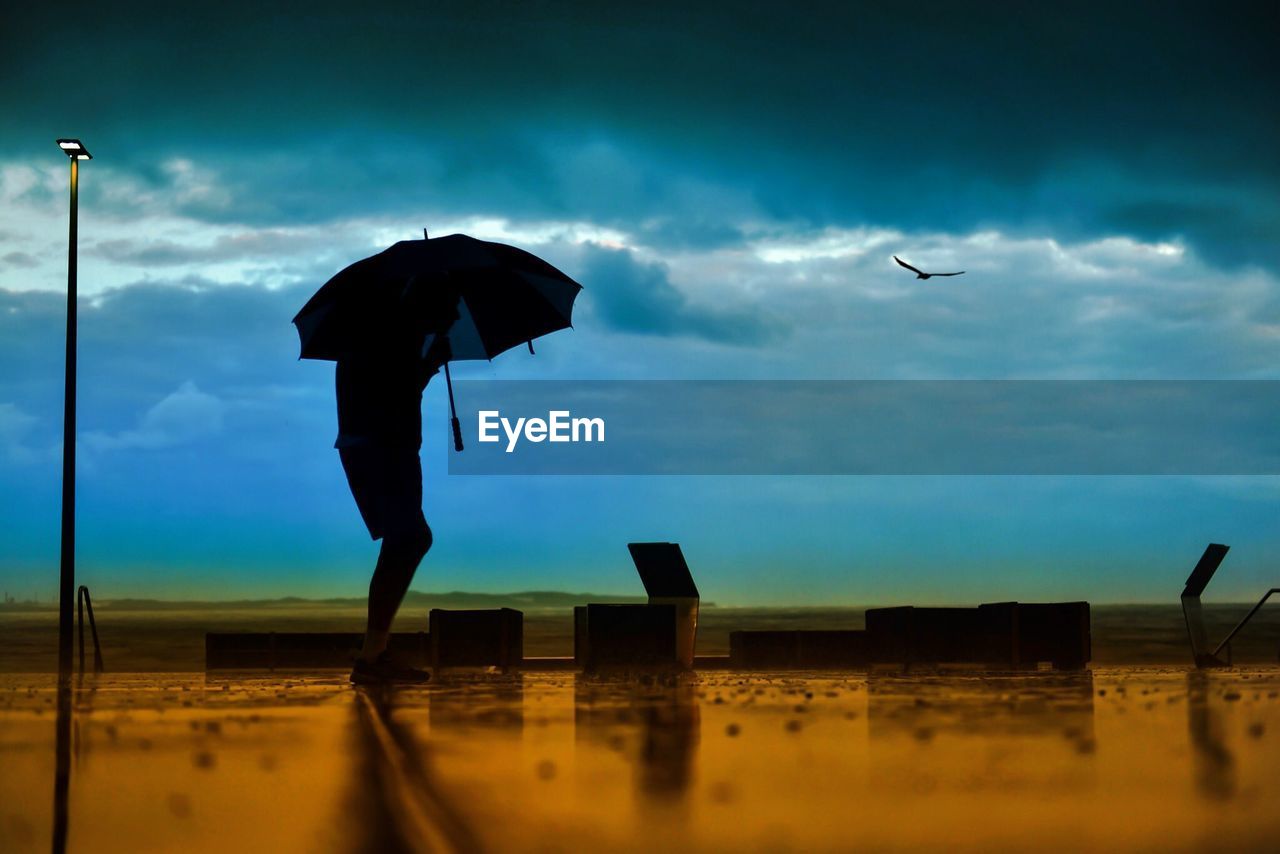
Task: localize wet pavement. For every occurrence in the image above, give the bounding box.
[1,667,1278,851]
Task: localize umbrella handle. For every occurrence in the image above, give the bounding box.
[444,361,463,452]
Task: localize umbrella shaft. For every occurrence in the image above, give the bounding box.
[444,361,463,451]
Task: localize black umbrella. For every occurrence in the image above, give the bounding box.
[293,233,582,450]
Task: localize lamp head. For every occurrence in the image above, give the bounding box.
[56,139,92,161]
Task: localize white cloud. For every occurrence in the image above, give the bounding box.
[3,148,1279,384]
[751,226,902,264]
[162,158,235,212]
[0,152,639,297]
[371,216,630,251]
[84,381,226,451]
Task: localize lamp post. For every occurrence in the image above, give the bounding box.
[55,138,90,682]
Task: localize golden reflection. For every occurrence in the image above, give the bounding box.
[429,673,524,733]
[353,685,482,853]
[1186,671,1235,801]
[574,673,701,803]
[50,681,72,854]
[2,669,1279,852]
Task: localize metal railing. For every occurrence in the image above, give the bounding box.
[1211,588,1279,666]
[76,585,104,674]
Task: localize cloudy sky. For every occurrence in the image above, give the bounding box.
[2,1,1278,604]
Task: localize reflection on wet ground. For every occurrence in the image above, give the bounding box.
[1,667,1278,851]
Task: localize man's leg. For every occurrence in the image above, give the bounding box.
[360,515,432,661]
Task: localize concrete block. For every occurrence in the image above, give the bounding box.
[629,542,701,667]
[575,603,678,669]
[429,608,523,669]
[865,607,914,664]
[913,607,996,662]
[866,602,1091,669]
[976,602,1020,666]
[1011,602,1091,670]
[866,606,1016,666]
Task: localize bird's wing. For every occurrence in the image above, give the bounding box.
[894,256,925,275]
[932,271,965,277]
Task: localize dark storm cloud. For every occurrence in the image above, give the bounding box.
[2,251,40,269]
[634,217,748,252]
[91,230,329,266]
[3,1,1277,267]
[1102,196,1280,271]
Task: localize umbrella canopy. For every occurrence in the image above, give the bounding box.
[292,233,582,362]
[293,233,582,451]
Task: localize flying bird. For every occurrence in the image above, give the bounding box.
[894,256,965,279]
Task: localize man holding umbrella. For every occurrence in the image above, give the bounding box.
[293,233,582,685]
[336,283,458,684]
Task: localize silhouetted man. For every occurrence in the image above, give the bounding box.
[338,286,458,685]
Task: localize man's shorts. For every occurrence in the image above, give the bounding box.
[338,444,424,541]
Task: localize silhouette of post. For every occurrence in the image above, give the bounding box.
[51,680,72,852]
[55,139,90,682]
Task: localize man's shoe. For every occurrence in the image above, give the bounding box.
[350,652,431,685]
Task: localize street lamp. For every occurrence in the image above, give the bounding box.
[55,138,90,682]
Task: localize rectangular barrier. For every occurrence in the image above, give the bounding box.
[864,602,1090,670]
[204,601,1089,673]
[575,603,678,669]
[429,608,523,668]
[870,606,1002,664]
[1014,602,1091,669]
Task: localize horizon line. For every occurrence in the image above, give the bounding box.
[0,593,1254,611]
